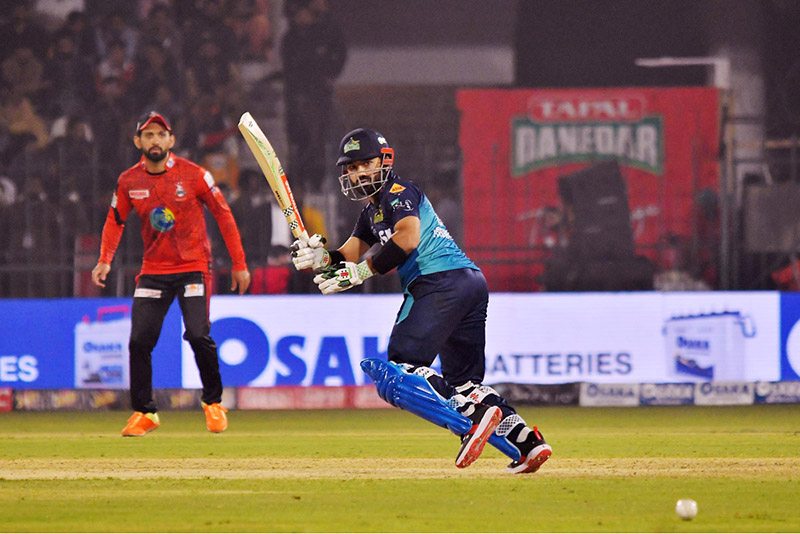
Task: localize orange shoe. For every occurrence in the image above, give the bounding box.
[121,412,160,437]
[202,402,228,432]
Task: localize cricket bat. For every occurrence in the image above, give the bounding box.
[238,111,309,246]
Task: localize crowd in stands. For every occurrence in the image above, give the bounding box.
[0,0,309,298]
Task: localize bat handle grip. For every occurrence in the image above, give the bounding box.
[297,230,310,247]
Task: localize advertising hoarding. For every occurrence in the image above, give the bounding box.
[0,292,789,390]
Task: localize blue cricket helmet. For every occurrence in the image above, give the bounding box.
[336,128,395,201]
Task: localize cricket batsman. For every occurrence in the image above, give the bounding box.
[291,127,552,473]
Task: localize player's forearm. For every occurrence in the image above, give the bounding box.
[219,223,248,271]
[337,236,369,264]
[206,195,248,270]
[98,211,124,264]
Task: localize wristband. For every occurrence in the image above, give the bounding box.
[371,238,409,274]
[329,249,345,266]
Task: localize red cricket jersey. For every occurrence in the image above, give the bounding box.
[98,153,247,275]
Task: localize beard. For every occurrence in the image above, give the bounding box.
[142,146,169,162]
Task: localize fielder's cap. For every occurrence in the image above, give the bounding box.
[336,128,390,166]
[135,111,172,134]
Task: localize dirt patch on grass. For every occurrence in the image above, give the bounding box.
[1,457,798,480]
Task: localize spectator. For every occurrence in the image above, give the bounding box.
[42,29,96,118]
[140,4,183,70]
[280,0,347,192]
[46,116,96,205]
[95,39,134,99]
[130,39,183,114]
[62,10,98,61]
[0,1,50,63]
[94,10,139,63]
[226,0,273,62]
[90,77,134,179]
[185,35,240,103]
[0,83,49,168]
[6,176,61,298]
[181,0,239,63]
[229,169,273,265]
[32,1,86,32]
[182,92,239,182]
[1,47,45,106]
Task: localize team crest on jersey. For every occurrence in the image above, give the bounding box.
[389,184,405,194]
[129,189,149,199]
[373,209,384,223]
[175,182,186,198]
[344,137,360,153]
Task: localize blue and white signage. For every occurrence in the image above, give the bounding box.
[485,293,661,384]
[779,293,800,381]
[662,292,780,382]
[180,295,399,388]
[0,291,789,390]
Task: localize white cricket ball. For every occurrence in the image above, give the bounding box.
[675,499,698,520]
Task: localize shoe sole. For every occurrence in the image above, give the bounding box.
[121,425,159,437]
[507,444,552,474]
[455,406,502,469]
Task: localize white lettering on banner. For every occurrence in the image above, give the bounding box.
[489,352,632,378]
[181,295,401,388]
[171,292,780,387]
[512,119,662,175]
[0,355,39,382]
[528,97,645,121]
[485,292,779,385]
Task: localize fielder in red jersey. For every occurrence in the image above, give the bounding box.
[91,111,251,437]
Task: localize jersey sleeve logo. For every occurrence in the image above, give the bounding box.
[390,198,414,212]
[203,171,215,189]
[389,183,405,194]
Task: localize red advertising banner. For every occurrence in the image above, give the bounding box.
[457,87,720,291]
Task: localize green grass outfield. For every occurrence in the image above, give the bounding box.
[0,404,798,533]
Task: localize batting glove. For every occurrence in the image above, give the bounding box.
[313,261,374,294]
[290,233,328,271]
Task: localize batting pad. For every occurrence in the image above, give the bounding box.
[361,358,525,462]
[361,358,471,435]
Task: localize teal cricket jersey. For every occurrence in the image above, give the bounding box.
[351,173,477,291]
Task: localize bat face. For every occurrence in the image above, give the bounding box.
[238,112,308,245]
